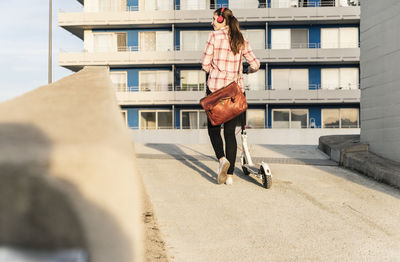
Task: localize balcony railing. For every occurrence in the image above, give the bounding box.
[78,41,360,54]
[123,3,228,12]
[120,0,359,12]
[234,0,361,8]
[114,84,360,92]
[269,42,360,49]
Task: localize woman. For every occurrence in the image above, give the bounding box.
[202,7,260,185]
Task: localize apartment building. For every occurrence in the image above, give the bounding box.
[59,0,360,132]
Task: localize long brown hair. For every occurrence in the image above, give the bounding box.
[215,8,244,55]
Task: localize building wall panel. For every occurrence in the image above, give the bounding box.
[360,0,400,162]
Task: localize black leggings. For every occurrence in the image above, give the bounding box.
[206,88,242,174]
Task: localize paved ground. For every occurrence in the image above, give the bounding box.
[135,143,400,262]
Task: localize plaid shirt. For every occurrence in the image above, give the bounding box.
[202,27,260,93]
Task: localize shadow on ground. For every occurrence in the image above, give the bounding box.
[258,144,400,199]
[146,144,218,184]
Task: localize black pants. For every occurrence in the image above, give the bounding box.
[206,88,243,175]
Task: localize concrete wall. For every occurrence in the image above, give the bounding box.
[360,0,400,162]
[0,67,143,262]
[130,128,360,145]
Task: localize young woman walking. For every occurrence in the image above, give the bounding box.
[202,7,260,185]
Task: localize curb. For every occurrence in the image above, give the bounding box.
[318,135,400,189]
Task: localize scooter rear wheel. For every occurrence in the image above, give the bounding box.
[241,156,250,176]
[260,166,272,189]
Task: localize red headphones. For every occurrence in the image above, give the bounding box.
[217,7,226,23]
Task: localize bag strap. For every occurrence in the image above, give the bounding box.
[236,50,242,83]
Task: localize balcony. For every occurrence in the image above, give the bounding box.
[59,3,359,39]
[114,85,360,105]
[59,45,359,71]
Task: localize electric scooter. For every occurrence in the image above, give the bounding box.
[239,65,272,189]
[239,125,272,189]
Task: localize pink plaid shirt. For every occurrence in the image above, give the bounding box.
[201,27,260,93]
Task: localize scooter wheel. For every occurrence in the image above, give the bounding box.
[241,156,250,176]
[260,166,272,189]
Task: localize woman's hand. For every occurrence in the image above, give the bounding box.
[243,65,257,74]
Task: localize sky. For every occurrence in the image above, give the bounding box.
[0,0,83,102]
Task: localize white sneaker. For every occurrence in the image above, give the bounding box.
[225,175,233,185]
[217,157,230,184]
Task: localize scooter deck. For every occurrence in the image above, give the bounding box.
[242,164,260,174]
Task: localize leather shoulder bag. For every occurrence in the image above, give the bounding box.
[200,53,247,126]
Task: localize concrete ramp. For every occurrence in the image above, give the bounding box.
[0,67,143,261]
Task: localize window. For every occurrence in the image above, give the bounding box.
[291,109,308,128]
[298,0,309,7]
[242,30,265,50]
[98,0,119,11]
[291,29,308,49]
[140,112,156,129]
[322,108,359,128]
[139,71,172,91]
[142,0,173,10]
[346,0,359,6]
[243,69,265,91]
[271,69,309,90]
[271,29,308,49]
[110,71,127,91]
[156,31,173,51]
[181,31,210,51]
[209,0,216,9]
[93,33,116,52]
[121,0,127,11]
[258,0,267,8]
[273,109,290,128]
[271,0,300,8]
[247,109,265,129]
[93,32,127,52]
[321,28,359,48]
[116,32,127,52]
[271,29,290,49]
[139,31,174,52]
[139,110,173,129]
[180,0,207,10]
[272,109,308,128]
[181,110,207,129]
[339,28,359,48]
[139,32,156,51]
[321,68,359,90]
[320,0,335,6]
[199,111,208,129]
[158,112,173,129]
[341,108,359,128]
[321,28,338,48]
[180,70,206,91]
[229,0,259,9]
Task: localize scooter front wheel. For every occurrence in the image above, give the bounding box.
[260,166,272,189]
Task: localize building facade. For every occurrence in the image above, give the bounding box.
[59,0,361,136]
[360,0,400,162]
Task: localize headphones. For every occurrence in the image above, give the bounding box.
[217,7,226,23]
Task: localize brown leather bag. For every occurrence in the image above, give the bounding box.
[200,81,247,126]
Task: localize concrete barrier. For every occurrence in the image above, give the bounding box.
[0,67,143,261]
[130,128,361,145]
[319,135,400,189]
